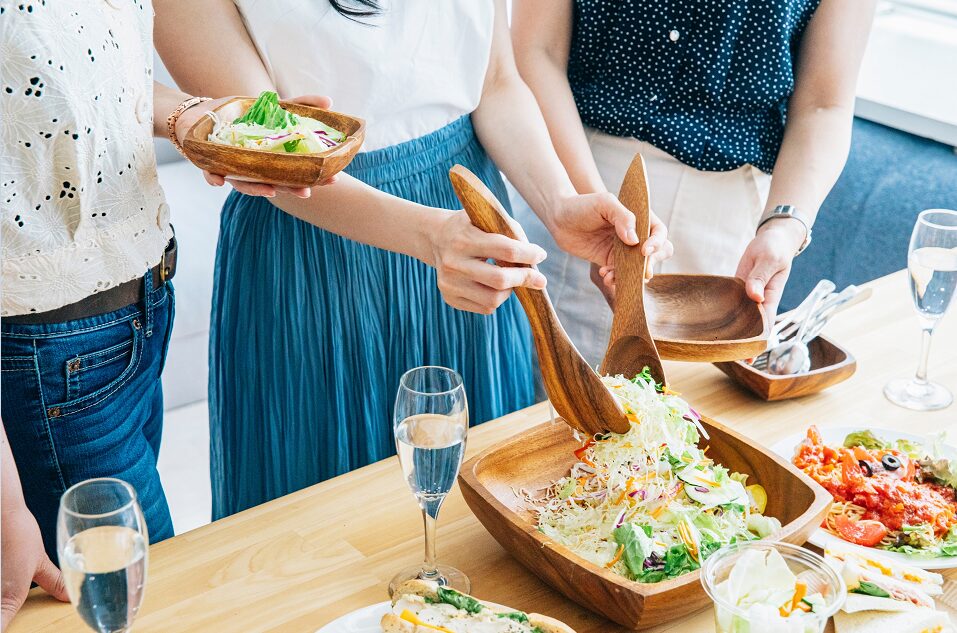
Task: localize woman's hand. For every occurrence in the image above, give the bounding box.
[567,195,672,308]
[429,210,548,314]
[1,503,68,629]
[547,192,671,269]
[174,94,338,199]
[590,262,616,309]
[735,220,806,323]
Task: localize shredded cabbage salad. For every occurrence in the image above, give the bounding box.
[207,90,346,153]
[713,548,828,633]
[530,369,781,584]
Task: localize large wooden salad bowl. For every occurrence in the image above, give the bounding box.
[182,97,365,188]
[458,415,831,630]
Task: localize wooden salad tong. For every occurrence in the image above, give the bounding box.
[449,165,630,435]
[599,154,667,386]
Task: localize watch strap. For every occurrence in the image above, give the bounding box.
[757,205,812,256]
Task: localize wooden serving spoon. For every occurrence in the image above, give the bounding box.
[449,165,630,435]
[599,154,667,386]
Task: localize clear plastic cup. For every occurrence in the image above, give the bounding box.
[700,541,846,633]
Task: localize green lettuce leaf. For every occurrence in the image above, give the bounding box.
[853,581,890,598]
[843,430,890,451]
[434,586,482,614]
[632,366,662,392]
[233,90,299,129]
[612,523,654,579]
[941,525,957,557]
[663,543,699,577]
[894,438,924,459]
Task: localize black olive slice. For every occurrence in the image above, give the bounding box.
[881,455,902,471]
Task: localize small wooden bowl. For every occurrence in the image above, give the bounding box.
[714,335,856,401]
[645,274,768,362]
[458,415,831,630]
[181,97,365,188]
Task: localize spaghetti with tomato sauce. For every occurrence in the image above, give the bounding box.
[793,426,957,551]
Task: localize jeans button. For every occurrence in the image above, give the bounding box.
[47,407,61,418]
[133,318,142,330]
[68,359,81,372]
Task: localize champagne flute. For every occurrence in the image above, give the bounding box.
[884,209,957,411]
[58,478,149,633]
[389,365,470,595]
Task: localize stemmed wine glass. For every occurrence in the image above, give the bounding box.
[58,478,149,633]
[884,209,957,411]
[389,366,471,595]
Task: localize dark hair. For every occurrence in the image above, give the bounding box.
[329,0,381,21]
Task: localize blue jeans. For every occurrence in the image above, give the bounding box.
[1,278,176,564]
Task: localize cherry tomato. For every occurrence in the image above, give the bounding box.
[841,452,865,488]
[834,514,888,547]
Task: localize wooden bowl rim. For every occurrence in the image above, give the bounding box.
[459,414,832,598]
[646,274,770,347]
[728,334,856,382]
[182,96,366,161]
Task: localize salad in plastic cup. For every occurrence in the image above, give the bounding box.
[701,541,846,633]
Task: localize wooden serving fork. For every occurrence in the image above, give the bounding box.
[600,154,667,386]
[449,165,630,435]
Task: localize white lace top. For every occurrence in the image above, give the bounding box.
[0,0,172,317]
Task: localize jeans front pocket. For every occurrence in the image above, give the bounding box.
[44,317,145,417]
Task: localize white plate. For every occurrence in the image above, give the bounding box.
[771,425,957,570]
[315,602,390,633]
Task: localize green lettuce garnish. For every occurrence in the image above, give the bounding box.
[853,581,890,598]
[499,612,529,623]
[632,366,662,393]
[942,525,957,557]
[843,430,890,451]
[922,432,957,489]
[432,586,482,614]
[894,438,924,459]
[612,523,654,579]
[663,543,699,577]
[233,90,299,129]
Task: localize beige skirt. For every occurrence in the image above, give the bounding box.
[510,128,772,369]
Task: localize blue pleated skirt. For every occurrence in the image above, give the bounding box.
[208,115,534,519]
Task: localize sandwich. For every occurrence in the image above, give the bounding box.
[381,580,577,633]
[833,607,954,633]
[825,546,944,609]
[824,546,955,633]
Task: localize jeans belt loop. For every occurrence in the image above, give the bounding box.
[143,271,154,338]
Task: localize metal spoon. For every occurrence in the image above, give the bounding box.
[752,281,834,370]
[766,287,832,375]
[764,280,835,350]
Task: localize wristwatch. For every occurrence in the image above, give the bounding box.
[756,205,812,256]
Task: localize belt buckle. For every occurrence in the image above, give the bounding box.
[160,235,176,282]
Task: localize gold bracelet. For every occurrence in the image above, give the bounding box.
[166,96,213,156]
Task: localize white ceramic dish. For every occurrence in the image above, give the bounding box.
[315,601,389,633]
[771,426,957,570]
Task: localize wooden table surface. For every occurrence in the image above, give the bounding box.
[12,271,957,633]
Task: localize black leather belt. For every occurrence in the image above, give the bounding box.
[4,236,178,325]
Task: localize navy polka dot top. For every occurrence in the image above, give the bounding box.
[568,0,822,173]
